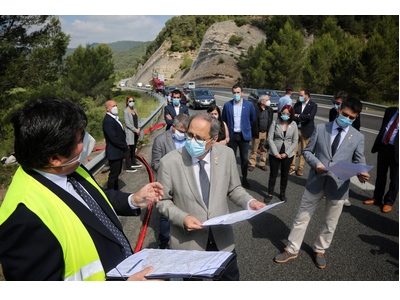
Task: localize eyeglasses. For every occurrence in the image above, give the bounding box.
[128,101,135,103]
[281,113,290,116]
[172,97,180,99]
[185,133,213,145]
[334,102,341,106]
[340,111,357,121]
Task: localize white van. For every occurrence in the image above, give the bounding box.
[183,81,195,89]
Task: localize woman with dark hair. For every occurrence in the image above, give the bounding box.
[123,96,142,171]
[207,104,230,145]
[265,104,298,202]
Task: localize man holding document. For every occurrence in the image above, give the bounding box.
[156,112,265,281]
[274,98,370,269]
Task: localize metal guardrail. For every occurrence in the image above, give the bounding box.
[85,84,165,174]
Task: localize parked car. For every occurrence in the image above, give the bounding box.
[248,89,280,112]
[188,88,216,109]
[183,81,195,89]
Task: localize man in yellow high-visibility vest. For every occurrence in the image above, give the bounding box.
[0,98,164,281]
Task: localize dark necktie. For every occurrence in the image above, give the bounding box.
[67,175,132,257]
[383,115,399,145]
[331,127,343,156]
[198,160,210,208]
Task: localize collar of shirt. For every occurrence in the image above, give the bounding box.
[331,118,350,146]
[107,112,124,130]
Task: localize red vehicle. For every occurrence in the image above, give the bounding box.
[150,78,165,93]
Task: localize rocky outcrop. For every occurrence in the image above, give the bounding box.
[131,20,266,87]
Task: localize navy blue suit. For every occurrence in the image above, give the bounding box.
[103,114,128,190]
[164,104,189,130]
[292,100,318,139]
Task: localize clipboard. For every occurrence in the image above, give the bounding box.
[106,249,237,280]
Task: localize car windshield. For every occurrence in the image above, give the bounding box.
[258,90,278,97]
[194,89,212,96]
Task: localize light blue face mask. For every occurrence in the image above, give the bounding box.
[281,115,290,121]
[173,99,180,106]
[185,137,211,158]
[334,104,340,110]
[299,96,305,102]
[233,94,241,102]
[129,102,135,108]
[336,113,354,127]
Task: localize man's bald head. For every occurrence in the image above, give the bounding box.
[105,100,116,112]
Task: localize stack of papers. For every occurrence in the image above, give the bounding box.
[107,249,234,279]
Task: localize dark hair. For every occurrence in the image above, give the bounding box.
[232,84,243,92]
[125,95,134,108]
[12,98,88,170]
[300,88,310,98]
[341,97,362,114]
[333,91,348,103]
[207,104,225,135]
[278,104,294,123]
[172,89,181,97]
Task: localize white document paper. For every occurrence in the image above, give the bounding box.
[201,201,283,226]
[321,161,373,182]
[106,248,233,279]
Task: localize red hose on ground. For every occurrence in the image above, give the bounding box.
[133,154,155,253]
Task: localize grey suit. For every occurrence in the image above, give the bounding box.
[268,120,299,158]
[123,107,139,145]
[303,121,366,200]
[285,121,367,255]
[156,144,253,252]
[151,130,176,172]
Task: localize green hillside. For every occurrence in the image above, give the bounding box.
[114,41,152,70]
[65,40,144,57]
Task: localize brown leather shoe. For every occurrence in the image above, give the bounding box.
[364,199,377,205]
[249,166,255,171]
[296,169,303,176]
[261,166,268,171]
[382,205,392,213]
[257,149,261,154]
[289,168,295,175]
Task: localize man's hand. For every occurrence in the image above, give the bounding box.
[357,172,370,183]
[183,215,204,231]
[130,182,164,207]
[137,128,140,134]
[127,266,164,281]
[166,114,172,120]
[249,200,266,210]
[316,163,329,174]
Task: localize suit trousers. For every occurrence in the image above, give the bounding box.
[158,215,170,245]
[373,143,399,206]
[268,154,293,195]
[249,131,267,167]
[286,188,345,254]
[291,129,310,171]
[125,135,139,168]
[228,132,250,178]
[107,159,123,190]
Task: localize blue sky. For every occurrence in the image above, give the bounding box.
[58,15,176,48]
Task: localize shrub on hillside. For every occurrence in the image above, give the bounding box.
[229,35,244,46]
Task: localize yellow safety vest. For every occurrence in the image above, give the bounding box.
[0,166,114,281]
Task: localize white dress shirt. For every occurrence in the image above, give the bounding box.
[107,112,124,130]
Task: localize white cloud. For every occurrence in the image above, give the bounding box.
[61,15,169,48]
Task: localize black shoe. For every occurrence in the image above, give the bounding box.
[242,178,251,189]
[158,243,169,249]
[264,195,273,203]
[279,194,287,202]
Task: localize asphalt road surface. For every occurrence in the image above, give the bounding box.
[117,92,398,284]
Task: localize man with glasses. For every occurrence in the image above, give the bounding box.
[274,98,370,269]
[329,91,361,131]
[156,112,265,280]
[164,90,189,131]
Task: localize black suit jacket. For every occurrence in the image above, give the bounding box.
[293,100,318,138]
[164,104,189,130]
[372,107,399,164]
[0,165,140,280]
[102,114,128,160]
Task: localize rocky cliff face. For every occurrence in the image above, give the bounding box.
[131,20,266,87]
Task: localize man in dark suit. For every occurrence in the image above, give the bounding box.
[364,106,399,213]
[0,98,163,280]
[222,84,256,189]
[289,88,318,176]
[164,90,189,131]
[103,100,129,190]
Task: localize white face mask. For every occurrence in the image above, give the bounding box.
[46,132,96,167]
[174,129,186,141]
[211,115,218,120]
[265,100,271,106]
[111,106,118,115]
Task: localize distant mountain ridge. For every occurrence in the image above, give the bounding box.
[65,40,145,57]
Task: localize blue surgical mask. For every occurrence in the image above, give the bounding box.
[129,102,135,108]
[173,99,180,106]
[299,96,305,102]
[233,94,241,102]
[334,103,340,110]
[281,115,290,121]
[336,113,354,127]
[185,138,210,158]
